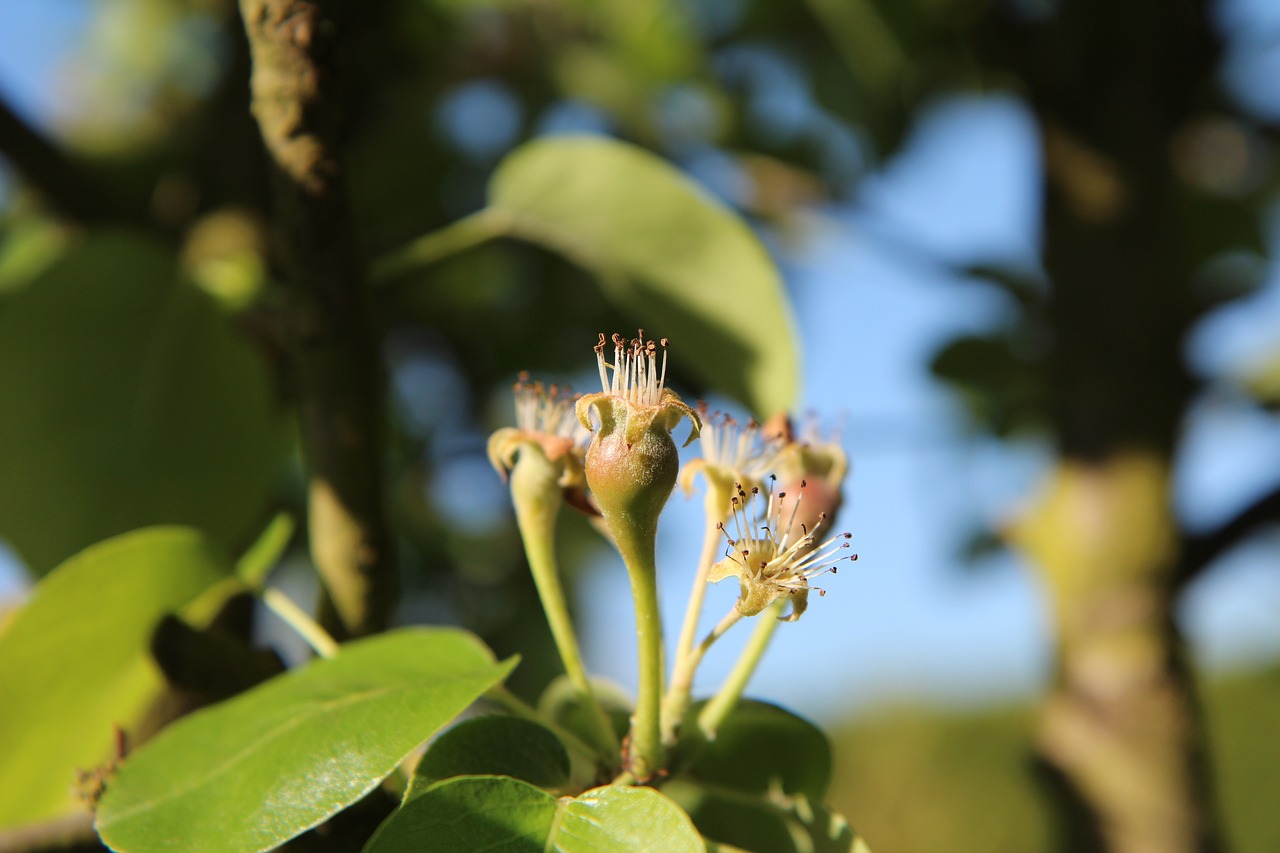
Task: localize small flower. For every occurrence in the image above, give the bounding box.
[576,332,701,545]
[679,406,783,518]
[488,373,588,493]
[708,479,856,621]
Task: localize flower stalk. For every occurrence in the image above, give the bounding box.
[508,449,619,760]
[491,338,860,780]
[697,599,785,740]
[664,411,781,744]
[577,332,700,780]
[662,602,743,745]
[615,524,666,781]
[696,475,855,738]
[489,377,617,762]
[261,586,340,659]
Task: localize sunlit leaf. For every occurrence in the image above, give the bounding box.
[410,715,570,792]
[0,527,233,829]
[365,777,703,853]
[0,230,289,573]
[488,134,799,418]
[96,629,517,853]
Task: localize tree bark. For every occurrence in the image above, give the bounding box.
[240,0,394,636]
[1014,457,1219,853]
[992,1,1227,849]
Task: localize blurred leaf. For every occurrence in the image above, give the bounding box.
[674,699,832,801]
[0,230,289,573]
[963,264,1045,308]
[96,629,517,853]
[0,217,67,294]
[930,333,1045,436]
[365,777,703,853]
[1171,188,1265,273]
[0,527,233,829]
[1239,345,1280,410]
[1189,252,1269,313]
[957,525,1009,569]
[488,134,799,418]
[409,715,570,791]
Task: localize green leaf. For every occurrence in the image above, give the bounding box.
[488,134,799,418]
[0,230,289,573]
[675,700,832,801]
[0,527,234,829]
[95,629,516,853]
[664,779,866,853]
[366,777,704,853]
[368,775,553,853]
[410,716,570,792]
[539,674,632,745]
[552,785,704,853]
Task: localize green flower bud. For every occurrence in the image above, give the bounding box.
[576,333,700,554]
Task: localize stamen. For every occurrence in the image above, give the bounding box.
[513,373,585,444]
[594,330,670,407]
[715,475,855,608]
[695,409,782,479]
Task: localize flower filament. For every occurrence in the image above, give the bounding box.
[715,477,856,619]
[696,405,782,484]
[594,331,668,408]
[513,372,587,446]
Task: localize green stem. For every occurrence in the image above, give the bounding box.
[261,586,340,658]
[615,525,665,781]
[661,605,743,745]
[370,208,509,282]
[510,452,619,760]
[665,480,732,745]
[697,600,785,739]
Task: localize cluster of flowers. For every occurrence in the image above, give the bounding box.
[488,331,854,780]
[490,331,854,617]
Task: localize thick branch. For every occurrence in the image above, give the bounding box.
[1176,483,1280,588]
[240,0,394,636]
[0,97,129,225]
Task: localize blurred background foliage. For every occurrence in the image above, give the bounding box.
[1,0,1280,850]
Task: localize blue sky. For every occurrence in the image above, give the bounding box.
[3,0,1280,725]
